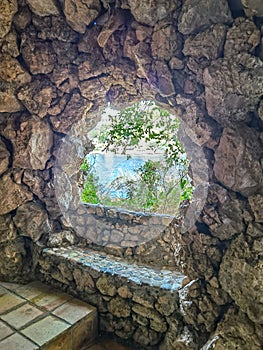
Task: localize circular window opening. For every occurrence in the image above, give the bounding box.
[80,101,193,216]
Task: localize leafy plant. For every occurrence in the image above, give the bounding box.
[80,101,193,214]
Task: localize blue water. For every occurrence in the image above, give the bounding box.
[87,153,162,199]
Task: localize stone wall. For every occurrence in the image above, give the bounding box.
[0,0,263,348]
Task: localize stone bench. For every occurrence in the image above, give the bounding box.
[36,246,187,349]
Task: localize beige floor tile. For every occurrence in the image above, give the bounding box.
[1,302,44,330]
[52,298,96,324]
[14,282,51,300]
[31,290,72,311]
[0,286,7,297]
[0,293,25,314]
[0,282,22,291]
[0,332,39,350]
[21,315,70,346]
[0,320,14,341]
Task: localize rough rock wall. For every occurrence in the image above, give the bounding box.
[0,0,263,348]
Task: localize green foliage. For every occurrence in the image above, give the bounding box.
[81,101,193,214]
[80,158,100,204]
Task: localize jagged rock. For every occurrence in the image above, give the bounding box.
[49,92,87,133]
[219,234,263,324]
[0,172,33,215]
[27,0,59,16]
[12,116,53,170]
[171,326,197,350]
[63,0,101,33]
[133,22,152,42]
[0,53,31,112]
[47,230,75,247]
[31,15,78,42]
[0,214,17,243]
[133,326,160,346]
[17,79,56,118]
[214,126,263,197]
[151,22,182,61]
[123,0,180,26]
[96,276,116,296]
[51,65,78,93]
[52,40,78,66]
[224,18,260,57]
[201,307,263,349]
[178,0,232,35]
[21,33,56,75]
[0,86,23,112]
[241,0,263,17]
[248,194,263,223]
[202,184,246,240]
[0,139,10,176]
[0,31,19,57]
[0,0,18,40]
[0,238,27,280]
[148,60,175,97]
[247,222,263,238]
[97,9,128,48]
[73,268,95,292]
[108,297,131,318]
[169,57,184,70]
[13,6,31,32]
[203,54,263,125]
[79,78,108,100]
[183,24,227,60]
[13,202,51,241]
[176,95,215,146]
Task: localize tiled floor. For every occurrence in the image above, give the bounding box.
[0,281,97,350]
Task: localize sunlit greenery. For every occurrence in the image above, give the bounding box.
[80,101,193,215]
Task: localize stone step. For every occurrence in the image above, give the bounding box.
[0,280,98,350]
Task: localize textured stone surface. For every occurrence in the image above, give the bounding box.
[219,234,263,325]
[241,0,263,17]
[21,34,56,75]
[0,53,31,112]
[0,172,33,215]
[202,184,246,240]
[248,195,263,223]
[0,238,27,281]
[124,0,179,26]
[12,117,53,170]
[176,95,215,146]
[183,24,227,60]
[27,0,59,16]
[178,0,232,35]
[0,31,20,57]
[214,126,263,197]
[224,18,260,57]
[0,214,17,243]
[151,22,182,61]
[201,307,263,350]
[1,1,263,349]
[204,54,263,125]
[49,92,86,133]
[0,139,10,176]
[0,0,17,40]
[63,0,101,33]
[13,202,51,242]
[17,79,56,118]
